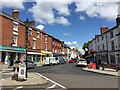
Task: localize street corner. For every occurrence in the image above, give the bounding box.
[1,72,47,87]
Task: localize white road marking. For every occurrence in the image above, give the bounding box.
[13,86,23,90]
[47,84,56,89]
[36,73,67,89]
[1,79,4,81]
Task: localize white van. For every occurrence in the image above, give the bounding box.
[43,57,50,65]
[43,57,59,65]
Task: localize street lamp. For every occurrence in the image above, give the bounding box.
[24,18,30,78]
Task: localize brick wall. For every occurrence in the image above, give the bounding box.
[17,23,26,48]
[1,16,13,46]
[42,33,45,50]
[47,36,52,51]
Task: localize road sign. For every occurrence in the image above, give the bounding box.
[18,61,26,79]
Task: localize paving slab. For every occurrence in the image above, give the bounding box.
[1,72,47,87]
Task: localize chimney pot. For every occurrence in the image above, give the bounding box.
[100,27,108,34]
[12,9,19,19]
[116,15,120,26]
[30,21,35,26]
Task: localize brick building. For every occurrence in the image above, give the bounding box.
[0,10,26,66]
[0,9,68,66]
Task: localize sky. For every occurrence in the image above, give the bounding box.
[1,0,119,54]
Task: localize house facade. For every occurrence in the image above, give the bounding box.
[0,9,69,66]
[88,15,120,67]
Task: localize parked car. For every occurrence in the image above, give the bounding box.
[13,60,36,71]
[59,57,66,64]
[76,59,87,67]
[68,59,76,63]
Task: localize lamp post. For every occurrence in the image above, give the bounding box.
[24,18,30,78]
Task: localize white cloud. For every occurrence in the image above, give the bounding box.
[65,40,85,54]
[56,16,70,25]
[65,41,72,45]
[65,41,78,46]
[75,2,118,20]
[28,1,72,25]
[72,41,78,45]
[1,0,25,9]
[36,25,44,30]
[79,15,85,20]
[63,32,71,36]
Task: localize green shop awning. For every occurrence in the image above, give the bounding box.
[0,46,26,52]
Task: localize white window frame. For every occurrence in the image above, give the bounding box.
[13,21,19,31]
[45,43,47,50]
[12,34,18,46]
[33,39,36,49]
[37,31,40,38]
[28,28,32,36]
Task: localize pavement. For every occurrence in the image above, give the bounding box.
[0,65,47,87]
[81,67,120,77]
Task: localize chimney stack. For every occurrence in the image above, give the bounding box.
[100,27,108,34]
[30,21,35,26]
[116,15,120,26]
[12,9,19,19]
[95,35,100,38]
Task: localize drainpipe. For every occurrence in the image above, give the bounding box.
[40,33,43,65]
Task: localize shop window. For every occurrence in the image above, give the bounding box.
[27,55,33,61]
[36,56,40,62]
[110,55,116,64]
[117,54,120,63]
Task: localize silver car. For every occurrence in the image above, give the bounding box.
[13,60,36,71]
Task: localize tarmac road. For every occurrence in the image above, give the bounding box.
[29,63,119,89]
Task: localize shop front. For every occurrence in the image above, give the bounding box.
[27,51,41,65]
[0,46,26,67]
[40,50,53,65]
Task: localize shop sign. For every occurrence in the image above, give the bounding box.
[18,62,26,79]
[0,46,26,52]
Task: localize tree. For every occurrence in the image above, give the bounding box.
[82,41,91,57]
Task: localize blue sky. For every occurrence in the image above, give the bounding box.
[1,0,119,54]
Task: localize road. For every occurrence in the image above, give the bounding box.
[29,63,118,89]
[2,63,119,90]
